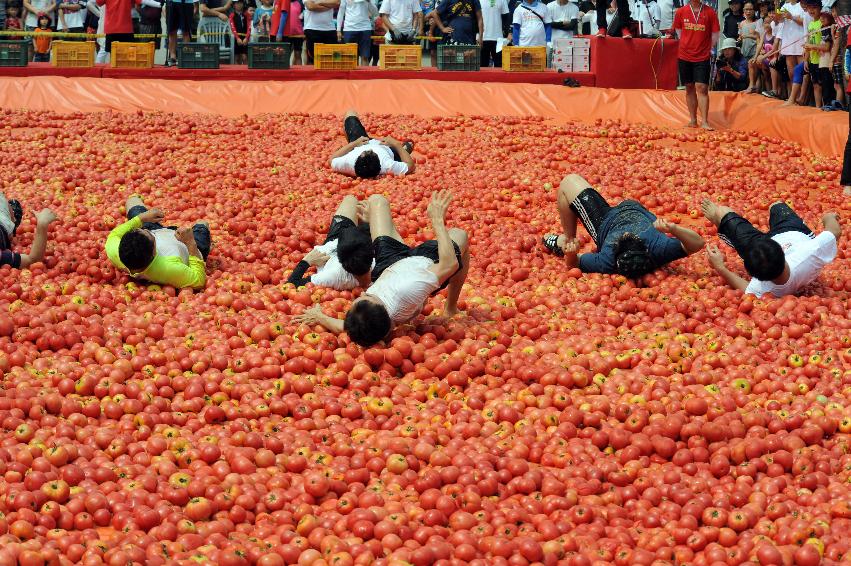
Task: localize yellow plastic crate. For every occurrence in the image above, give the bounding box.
[502,46,547,72]
[110,42,155,69]
[51,40,96,68]
[379,44,421,70]
[314,43,358,70]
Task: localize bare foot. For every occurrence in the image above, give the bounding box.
[700,123,714,131]
[685,120,698,128]
[781,100,796,107]
[701,199,722,224]
[444,305,462,317]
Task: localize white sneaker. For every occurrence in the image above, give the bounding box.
[95,50,109,64]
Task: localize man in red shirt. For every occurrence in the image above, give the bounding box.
[672,0,720,130]
[96,0,136,57]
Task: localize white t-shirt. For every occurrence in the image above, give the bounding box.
[512,1,551,46]
[59,0,87,30]
[548,0,579,41]
[366,256,441,324]
[657,0,674,31]
[631,0,661,36]
[308,239,376,290]
[330,139,409,177]
[304,1,337,30]
[26,0,53,27]
[380,0,422,35]
[152,229,190,264]
[480,0,509,41]
[745,231,837,297]
[338,0,379,31]
[778,1,806,56]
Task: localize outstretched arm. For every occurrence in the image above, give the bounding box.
[706,244,748,292]
[19,209,58,268]
[294,305,345,333]
[654,218,705,255]
[426,190,459,284]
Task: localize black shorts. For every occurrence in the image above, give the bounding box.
[569,188,612,246]
[777,55,789,80]
[718,202,814,257]
[343,116,403,160]
[324,214,370,244]
[304,29,337,60]
[832,63,843,85]
[167,1,195,35]
[139,22,163,49]
[282,36,303,50]
[105,32,135,53]
[372,236,463,292]
[678,58,711,85]
[127,205,212,260]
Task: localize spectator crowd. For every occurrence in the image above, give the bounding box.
[0,0,848,110]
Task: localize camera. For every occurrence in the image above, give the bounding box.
[716,55,728,67]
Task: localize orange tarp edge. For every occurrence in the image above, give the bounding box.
[2,76,846,157]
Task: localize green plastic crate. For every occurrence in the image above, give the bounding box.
[0,41,29,67]
[248,42,292,69]
[177,43,220,69]
[437,44,480,71]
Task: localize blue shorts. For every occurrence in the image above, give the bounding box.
[343,30,372,59]
[127,204,212,260]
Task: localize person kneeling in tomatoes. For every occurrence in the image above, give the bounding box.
[541,173,705,279]
[329,110,416,179]
[1,192,58,269]
[105,195,212,290]
[287,195,375,290]
[702,199,841,297]
[294,190,470,347]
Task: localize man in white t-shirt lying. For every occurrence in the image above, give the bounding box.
[702,199,841,297]
[286,195,375,290]
[294,190,470,347]
[329,110,416,179]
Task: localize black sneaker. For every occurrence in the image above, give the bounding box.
[165,58,178,67]
[8,199,22,236]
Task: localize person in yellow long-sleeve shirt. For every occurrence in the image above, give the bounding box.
[105,196,211,290]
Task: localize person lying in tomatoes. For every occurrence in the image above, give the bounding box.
[286,195,375,290]
[542,173,705,278]
[294,190,469,347]
[329,110,416,179]
[0,192,58,269]
[105,196,212,290]
[702,199,841,297]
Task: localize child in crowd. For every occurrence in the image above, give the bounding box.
[230,0,251,63]
[801,1,830,109]
[828,6,845,110]
[747,18,778,93]
[253,0,274,39]
[371,13,385,65]
[33,12,52,62]
[5,4,23,39]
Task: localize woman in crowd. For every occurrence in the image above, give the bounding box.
[738,1,760,59]
[715,37,749,91]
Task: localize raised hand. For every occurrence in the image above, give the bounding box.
[427,190,453,222]
[35,208,58,226]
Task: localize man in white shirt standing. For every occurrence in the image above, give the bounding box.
[380,0,423,42]
[287,195,375,290]
[480,0,509,66]
[57,0,86,35]
[630,0,660,35]
[548,0,580,41]
[304,0,340,63]
[338,0,379,66]
[702,199,841,297]
[295,190,470,347]
[329,110,416,178]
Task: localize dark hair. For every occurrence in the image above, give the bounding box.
[743,236,785,281]
[354,151,381,179]
[613,233,654,279]
[118,230,156,272]
[337,227,373,276]
[344,300,391,347]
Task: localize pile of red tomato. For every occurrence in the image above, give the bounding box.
[0,109,850,566]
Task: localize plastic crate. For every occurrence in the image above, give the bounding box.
[248,42,292,69]
[0,41,29,67]
[502,46,547,72]
[51,41,96,68]
[379,44,421,70]
[314,43,358,70]
[110,42,155,69]
[178,43,220,69]
[436,44,480,71]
